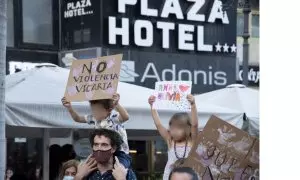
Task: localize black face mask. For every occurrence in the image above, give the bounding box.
[92,149,113,164]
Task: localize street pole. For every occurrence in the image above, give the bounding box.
[0,0,7,178]
[242,0,251,86]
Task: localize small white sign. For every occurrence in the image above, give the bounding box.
[153,81,192,111]
[64,0,93,18]
[14,138,27,143]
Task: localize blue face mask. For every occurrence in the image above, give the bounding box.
[63,176,74,180]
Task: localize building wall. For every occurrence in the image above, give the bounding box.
[6,0,59,75]
[236,8,260,66]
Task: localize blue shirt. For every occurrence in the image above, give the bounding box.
[87,169,137,180]
[86,151,137,180]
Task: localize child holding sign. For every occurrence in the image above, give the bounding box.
[61,93,130,154]
[148,94,199,180]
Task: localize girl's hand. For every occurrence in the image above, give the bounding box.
[187,94,195,105]
[61,97,72,109]
[148,95,156,107]
[113,93,120,106]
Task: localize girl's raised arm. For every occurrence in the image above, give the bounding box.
[187,94,199,142]
[148,96,171,145]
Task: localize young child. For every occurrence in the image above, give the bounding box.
[148,94,199,180]
[61,93,130,154]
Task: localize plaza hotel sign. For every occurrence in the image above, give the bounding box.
[107,0,236,53]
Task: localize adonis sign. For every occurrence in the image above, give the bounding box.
[64,54,123,101]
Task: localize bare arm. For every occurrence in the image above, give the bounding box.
[187,94,199,142]
[67,107,86,123]
[149,96,171,145]
[61,97,86,123]
[113,93,129,123]
[115,103,129,123]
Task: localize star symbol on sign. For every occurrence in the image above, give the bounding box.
[215,42,222,52]
[230,44,237,53]
[223,43,229,52]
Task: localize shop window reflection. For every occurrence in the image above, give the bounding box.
[7,138,43,180]
[154,139,168,173]
[128,141,148,172]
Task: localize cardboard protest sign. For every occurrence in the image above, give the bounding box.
[64,54,122,101]
[153,81,192,111]
[181,116,259,180]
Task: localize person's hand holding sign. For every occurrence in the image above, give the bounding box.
[186,94,195,105]
[61,97,72,109]
[61,97,86,123]
[112,156,128,180]
[112,93,120,107]
[148,95,156,108]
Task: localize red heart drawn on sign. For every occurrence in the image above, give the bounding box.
[179,85,190,92]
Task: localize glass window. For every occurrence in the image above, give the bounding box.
[7,0,14,47]
[22,0,53,44]
[6,138,43,179]
[154,140,168,172]
[128,141,148,171]
[74,30,81,44]
[73,29,91,44]
[237,13,244,36]
[252,14,259,37]
[83,29,91,43]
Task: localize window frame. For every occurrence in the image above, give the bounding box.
[7,0,15,47]
[236,9,259,38]
[14,0,59,51]
[251,11,259,38]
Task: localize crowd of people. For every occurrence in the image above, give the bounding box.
[6,91,203,180]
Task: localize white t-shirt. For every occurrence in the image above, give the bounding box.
[84,110,129,154]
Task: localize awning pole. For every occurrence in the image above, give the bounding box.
[43,128,50,180]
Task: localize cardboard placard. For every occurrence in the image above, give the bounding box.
[64,54,123,101]
[181,116,259,180]
[153,81,192,111]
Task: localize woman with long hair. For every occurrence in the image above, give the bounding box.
[58,159,79,180]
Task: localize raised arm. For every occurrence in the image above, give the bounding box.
[61,97,86,123]
[113,93,129,123]
[148,96,171,145]
[187,94,199,142]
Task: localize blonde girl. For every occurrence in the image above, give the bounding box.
[148,94,198,180]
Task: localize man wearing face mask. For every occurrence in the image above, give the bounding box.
[74,129,137,180]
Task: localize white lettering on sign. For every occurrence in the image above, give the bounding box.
[161,0,184,19]
[197,26,213,52]
[208,0,229,24]
[134,20,154,47]
[64,0,93,18]
[157,22,175,49]
[178,24,195,50]
[108,17,129,45]
[141,63,227,86]
[238,68,260,83]
[187,0,205,22]
[141,0,158,17]
[111,0,233,52]
[118,0,137,13]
